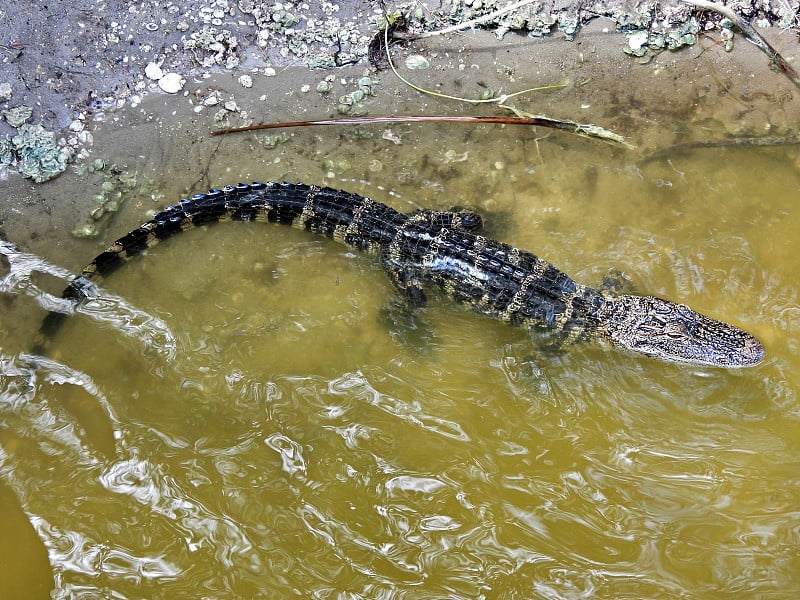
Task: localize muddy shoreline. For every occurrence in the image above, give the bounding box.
[1,1,798,175]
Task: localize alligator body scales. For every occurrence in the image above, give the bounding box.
[50,181,764,367]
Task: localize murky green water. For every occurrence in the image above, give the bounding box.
[1,50,799,597]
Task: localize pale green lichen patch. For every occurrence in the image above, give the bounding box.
[2,105,33,128]
[238,2,299,30]
[0,137,14,165]
[260,133,290,149]
[1,124,69,183]
[396,0,712,52]
[404,55,430,70]
[183,27,240,68]
[240,2,371,69]
[305,51,337,69]
[0,82,12,102]
[623,17,700,58]
[316,78,334,94]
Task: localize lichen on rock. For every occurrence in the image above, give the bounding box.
[4,124,69,183]
[0,137,14,165]
[2,105,33,128]
[183,27,240,69]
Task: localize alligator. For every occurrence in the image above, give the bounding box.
[39,181,764,367]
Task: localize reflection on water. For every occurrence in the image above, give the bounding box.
[1,82,799,598]
[0,242,176,361]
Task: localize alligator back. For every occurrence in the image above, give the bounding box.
[383,214,606,344]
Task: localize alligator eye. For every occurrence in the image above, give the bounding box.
[663,322,688,338]
[639,313,669,333]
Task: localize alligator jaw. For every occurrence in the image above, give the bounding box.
[597,294,765,368]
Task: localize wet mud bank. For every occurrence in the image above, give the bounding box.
[1,1,798,167]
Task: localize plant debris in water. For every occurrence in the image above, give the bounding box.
[71,161,145,238]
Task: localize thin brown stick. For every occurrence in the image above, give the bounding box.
[211,114,632,147]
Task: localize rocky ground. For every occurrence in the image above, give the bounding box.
[0,0,798,183]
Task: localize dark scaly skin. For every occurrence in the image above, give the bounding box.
[38,181,765,367]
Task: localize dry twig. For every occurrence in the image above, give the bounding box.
[211,114,632,148]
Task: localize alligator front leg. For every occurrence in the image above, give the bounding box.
[599,268,636,296]
[381,256,427,308]
[379,256,436,349]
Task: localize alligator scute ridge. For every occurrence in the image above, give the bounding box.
[38,181,765,368]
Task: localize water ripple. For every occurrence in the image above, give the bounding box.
[0,241,176,360]
[1,144,799,597]
[264,432,307,478]
[328,370,470,442]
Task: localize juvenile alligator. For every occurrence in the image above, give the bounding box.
[40,181,764,367]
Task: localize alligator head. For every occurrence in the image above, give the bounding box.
[598,294,764,368]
